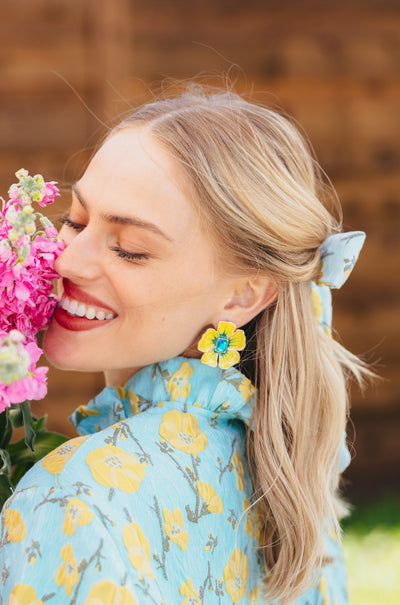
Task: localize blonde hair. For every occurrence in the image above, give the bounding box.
[112,88,368,603]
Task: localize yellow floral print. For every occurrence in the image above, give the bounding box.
[198,321,246,370]
[41,436,87,475]
[55,544,79,596]
[242,496,254,538]
[4,508,26,543]
[248,585,259,604]
[163,508,189,550]
[167,361,194,401]
[116,385,127,400]
[6,584,45,605]
[319,576,330,605]
[123,521,154,578]
[196,481,223,514]
[62,498,94,536]
[86,445,145,493]
[84,580,137,605]
[179,578,201,605]
[75,404,100,418]
[311,288,323,322]
[317,261,327,285]
[159,410,208,455]
[232,449,245,491]
[310,288,332,337]
[223,548,249,604]
[129,390,140,415]
[238,376,256,403]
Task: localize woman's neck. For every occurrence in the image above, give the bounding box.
[104,366,142,388]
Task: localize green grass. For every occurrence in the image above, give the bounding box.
[342,495,400,605]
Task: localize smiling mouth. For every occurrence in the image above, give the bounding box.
[59,294,116,321]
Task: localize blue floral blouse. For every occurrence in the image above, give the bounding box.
[0,357,349,604]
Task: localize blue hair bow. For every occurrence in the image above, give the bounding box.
[310,231,366,336]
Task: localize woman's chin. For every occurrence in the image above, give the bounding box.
[43,325,84,371]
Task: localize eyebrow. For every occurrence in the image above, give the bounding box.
[72,183,173,242]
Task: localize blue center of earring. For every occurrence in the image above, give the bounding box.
[215,335,229,353]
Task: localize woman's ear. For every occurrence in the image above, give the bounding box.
[221,274,278,327]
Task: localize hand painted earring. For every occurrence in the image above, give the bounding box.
[197,321,246,369]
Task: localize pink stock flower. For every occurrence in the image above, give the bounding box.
[0,367,48,412]
[0,170,64,408]
[0,332,49,413]
[44,226,58,239]
[8,185,20,200]
[38,181,60,207]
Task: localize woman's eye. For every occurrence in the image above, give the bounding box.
[59,215,85,231]
[110,246,149,264]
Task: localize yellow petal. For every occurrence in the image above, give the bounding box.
[200,349,218,367]
[228,329,246,350]
[219,349,240,369]
[197,328,218,352]
[163,508,173,526]
[217,321,236,338]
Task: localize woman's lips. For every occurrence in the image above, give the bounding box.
[53,279,118,331]
[62,279,117,314]
[53,306,116,331]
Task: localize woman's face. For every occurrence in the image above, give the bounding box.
[44,128,238,385]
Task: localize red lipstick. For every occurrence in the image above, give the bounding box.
[53,279,117,332]
[62,279,116,313]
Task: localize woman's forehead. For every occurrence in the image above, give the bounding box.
[77,129,207,246]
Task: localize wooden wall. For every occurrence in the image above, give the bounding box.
[1,0,399,499]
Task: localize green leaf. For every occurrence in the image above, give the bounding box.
[0,473,13,509]
[10,462,34,488]
[7,431,68,466]
[0,448,11,476]
[20,400,36,451]
[9,405,23,429]
[0,410,12,449]
[31,415,47,432]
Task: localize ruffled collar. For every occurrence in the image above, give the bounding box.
[70,356,256,436]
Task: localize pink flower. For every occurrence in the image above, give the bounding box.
[0,170,63,409]
[8,185,20,200]
[0,331,48,412]
[0,367,48,412]
[44,226,58,238]
[38,181,60,207]
[15,235,30,248]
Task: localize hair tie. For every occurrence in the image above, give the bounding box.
[310,231,366,336]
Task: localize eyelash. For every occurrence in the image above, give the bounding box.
[59,215,83,231]
[109,247,149,263]
[59,215,149,264]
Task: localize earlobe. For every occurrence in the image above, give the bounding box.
[223,275,278,327]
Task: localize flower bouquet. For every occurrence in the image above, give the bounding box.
[0,169,68,508]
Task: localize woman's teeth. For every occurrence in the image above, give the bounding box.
[60,296,115,320]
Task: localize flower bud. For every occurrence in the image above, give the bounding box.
[8,184,20,200]
[0,337,31,385]
[8,230,20,241]
[9,330,25,343]
[40,216,52,228]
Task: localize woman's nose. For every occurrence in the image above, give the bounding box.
[55,228,103,282]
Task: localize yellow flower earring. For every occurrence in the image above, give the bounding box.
[197,321,246,370]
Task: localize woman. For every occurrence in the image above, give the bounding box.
[0,89,368,604]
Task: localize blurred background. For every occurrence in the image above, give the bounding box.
[1,1,399,602]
